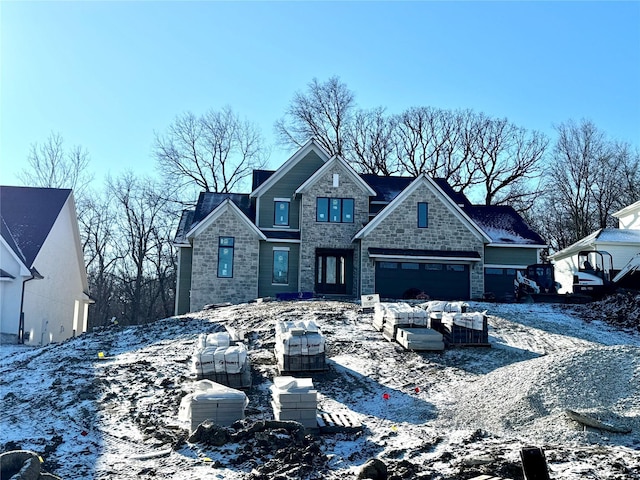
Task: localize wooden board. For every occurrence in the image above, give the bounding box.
[565,409,631,433]
[317,412,363,433]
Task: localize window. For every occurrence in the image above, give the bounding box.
[401,263,420,270]
[316,197,354,223]
[486,268,504,275]
[418,202,428,228]
[272,248,289,284]
[425,263,443,271]
[446,264,465,272]
[379,262,398,269]
[218,237,234,278]
[274,200,290,226]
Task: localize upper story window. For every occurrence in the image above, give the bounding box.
[418,202,428,228]
[274,199,290,226]
[218,237,234,278]
[317,197,354,223]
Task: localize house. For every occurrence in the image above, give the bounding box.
[0,186,91,345]
[549,200,640,293]
[174,139,546,313]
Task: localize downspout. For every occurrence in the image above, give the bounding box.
[18,268,43,344]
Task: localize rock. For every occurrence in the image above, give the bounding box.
[0,450,43,480]
[187,420,230,446]
[358,458,388,480]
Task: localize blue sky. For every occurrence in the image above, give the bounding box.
[1,1,639,188]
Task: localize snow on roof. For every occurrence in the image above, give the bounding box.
[551,228,640,259]
[464,205,546,246]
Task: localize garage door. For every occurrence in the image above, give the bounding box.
[375,261,470,300]
[484,267,519,301]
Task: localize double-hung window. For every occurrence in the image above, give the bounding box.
[316,197,354,223]
[218,237,234,278]
[418,202,428,228]
[274,199,290,226]
[272,247,289,285]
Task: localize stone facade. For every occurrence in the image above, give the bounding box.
[359,181,485,298]
[190,209,261,310]
[299,163,372,295]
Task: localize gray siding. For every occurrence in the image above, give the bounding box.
[257,150,325,230]
[484,246,538,265]
[258,242,300,297]
[175,247,193,315]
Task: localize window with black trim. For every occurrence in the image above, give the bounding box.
[274,200,290,226]
[418,202,428,228]
[316,197,354,223]
[272,248,289,284]
[218,237,234,278]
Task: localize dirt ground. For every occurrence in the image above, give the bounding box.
[1,296,639,479]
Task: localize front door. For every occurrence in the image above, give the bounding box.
[315,249,351,295]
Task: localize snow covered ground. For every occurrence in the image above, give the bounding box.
[1,300,639,479]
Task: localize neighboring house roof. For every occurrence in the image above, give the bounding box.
[612,200,640,219]
[250,138,331,198]
[549,228,640,260]
[0,186,71,268]
[464,205,546,246]
[295,156,377,196]
[185,198,266,241]
[353,174,491,243]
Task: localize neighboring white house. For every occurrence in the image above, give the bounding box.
[0,186,92,345]
[549,201,640,293]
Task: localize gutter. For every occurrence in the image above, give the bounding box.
[18,268,44,344]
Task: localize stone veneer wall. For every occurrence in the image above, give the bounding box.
[299,163,371,295]
[190,209,261,310]
[360,182,485,298]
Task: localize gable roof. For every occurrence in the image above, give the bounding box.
[185,197,266,241]
[250,138,331,198]
[0,186,71,268]
[295,155,377,196]
[464,205,546,246]
[353,174,491,242]
[175,192,257,244]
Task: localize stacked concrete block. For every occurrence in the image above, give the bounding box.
[441,310,489,346]
[178,380,248,432]
[190,332,251,388]
[270,376,318,428]
[373,302,428,341]
[420,301,469,333]
[275,320,326,373]
[396,327,445,351]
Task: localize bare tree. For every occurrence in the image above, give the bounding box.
[18,132,93,195]
[535,119,639,251]
[474,117,548,206]
[275,76,355,156]
[154,106,267,194]
[108,173,175,324]
[77,190,119,328]
[346,107,399,175]
[393,107,480,192]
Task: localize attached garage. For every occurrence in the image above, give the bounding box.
[369,248,480,300]
[484,267,520,301]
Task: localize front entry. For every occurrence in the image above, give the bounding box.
[315,249,353,295]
